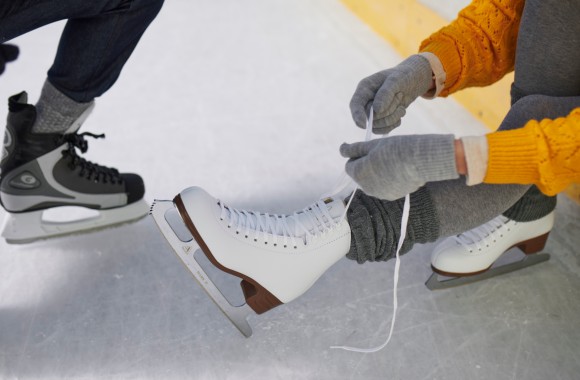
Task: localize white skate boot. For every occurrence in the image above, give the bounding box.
[425,212,554,290]
[0,92,148,243]
[151,186,351,337]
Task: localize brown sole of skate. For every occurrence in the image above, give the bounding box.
[174,194,283,314]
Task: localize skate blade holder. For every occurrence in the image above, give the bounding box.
[150,200,254,337]
[425,248,550,291]
[1,200,149,244]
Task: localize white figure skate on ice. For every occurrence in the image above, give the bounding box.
[151,186,351,337]
[0,92,148,243]
[425,212,554,290]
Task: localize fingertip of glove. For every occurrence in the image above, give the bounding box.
[350,108,367,127]
[1,44,20,61]
[339,142,351,156]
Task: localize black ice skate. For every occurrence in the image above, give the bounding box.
[0,92,148,243]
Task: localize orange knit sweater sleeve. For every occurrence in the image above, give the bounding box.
[419,0,525,96]
[484,108,580,195]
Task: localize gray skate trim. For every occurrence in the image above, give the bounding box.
[0,144,126,212]
[1,160,70,198]
[1,124,13,166]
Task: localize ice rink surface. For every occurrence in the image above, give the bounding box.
[1,1,579,379]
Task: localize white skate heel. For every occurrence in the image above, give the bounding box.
[425,212,554,290]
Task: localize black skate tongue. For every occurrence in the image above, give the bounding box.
[8,92,31,113]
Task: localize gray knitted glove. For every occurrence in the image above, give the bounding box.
[340,134,459,201]
[350,54,433,134]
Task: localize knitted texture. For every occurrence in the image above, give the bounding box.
[485,108,580,195]
[419,0,525,97]
[340,134,459,201]
[346,188,440,264]
[33,80,94,134]
[503,186,556,222]
[349,54,434,134]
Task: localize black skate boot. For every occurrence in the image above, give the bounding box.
[0,92,148,243]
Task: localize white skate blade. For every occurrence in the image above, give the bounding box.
[150,199,254,338]
[425,251,550,291]
[1,199,149,244]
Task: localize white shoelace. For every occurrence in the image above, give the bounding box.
[219,199,339,248]
[330,108,411,353]
[454,215,510,252]
[220,108,411,353]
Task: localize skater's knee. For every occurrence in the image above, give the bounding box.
[130,0,165,15]
[101,0,164,19]
[499,94,570,131]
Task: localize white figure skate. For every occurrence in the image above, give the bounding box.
[425,212,554,290]
[0,92,148,243]
[151,186,351,337]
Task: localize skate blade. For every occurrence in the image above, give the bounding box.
[425,252,550,291]
[1,199,149,244]
[150,200,254,338]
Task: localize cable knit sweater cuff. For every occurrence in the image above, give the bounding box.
[484,125,539,184]
[419,39,462,97]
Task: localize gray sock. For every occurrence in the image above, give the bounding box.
[32,80,94,134]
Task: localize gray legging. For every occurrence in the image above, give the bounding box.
[346,0,580,263]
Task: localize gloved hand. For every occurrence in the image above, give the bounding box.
[0,44,19,76]
[350,54,433,134]
[340,134,459,200]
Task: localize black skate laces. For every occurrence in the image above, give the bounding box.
[60,132,123,184]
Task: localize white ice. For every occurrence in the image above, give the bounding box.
[1,1,578,379]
